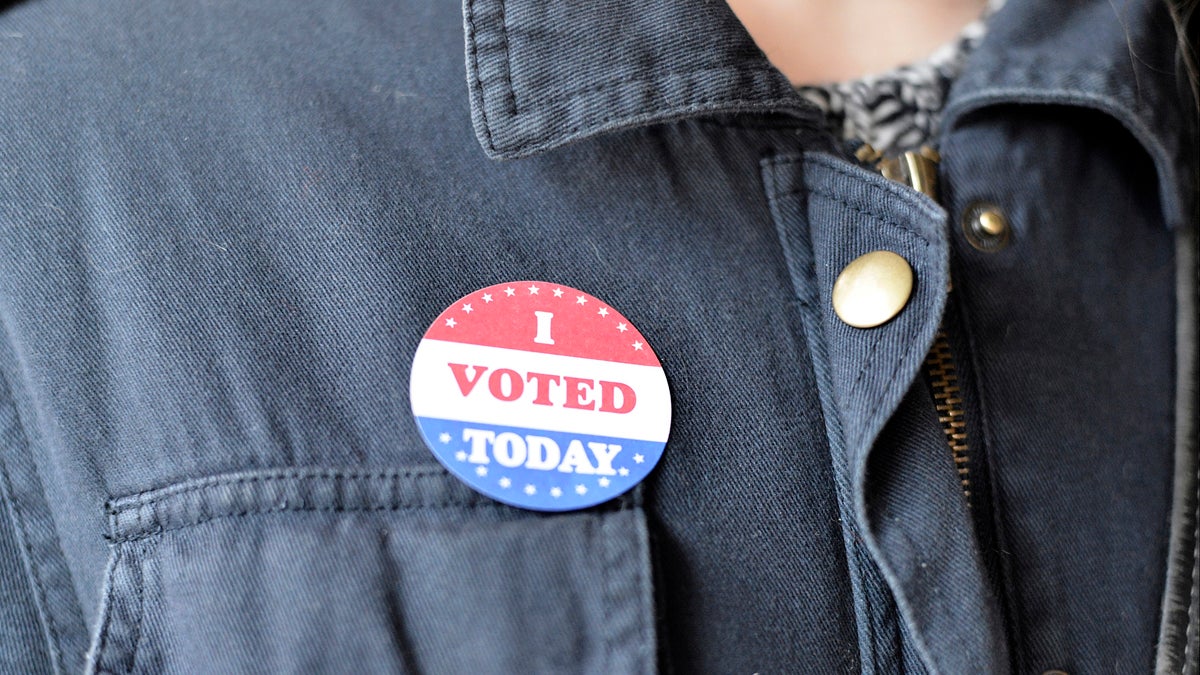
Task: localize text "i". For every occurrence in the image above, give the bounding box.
[533,311,555,345]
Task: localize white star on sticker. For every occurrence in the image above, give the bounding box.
[618,467,630,476]
[528,284,540,295]
[499,477,512,488]
[475,466,488,477]
[439,433,451,443]
[482,293,493,303]
[524,484,537,495]
[616,322,628,333]
[462,303,473,314]
[445,317,457,328]
[455,451,468,462]
[631,340,643,351]
[504,287,516,297]
[552,288,564,298]
[633,454,645,464]
[550,487,563,498]
[575,484,588,495]
[597,307,609,317]
[598,477,611,487]
[575,295,587,305]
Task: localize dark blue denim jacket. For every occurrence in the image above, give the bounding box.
[0,0,1196,673]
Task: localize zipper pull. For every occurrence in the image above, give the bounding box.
[856,144,940,200]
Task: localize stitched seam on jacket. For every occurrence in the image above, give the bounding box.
[113,495,639,544]
[109,468,461,512]
[126,542,150,675]
[1179,228,1200,671]
[110,499,510,544]
[1186,508,1198,667]
[465,0,499,153]
[507,65,786,109]
[0,462,65,671]
[90,544,123,674]
[0,371,71,673]
[494,86,798,155]
[496,0,517,114]
[799,189,936,247]
[846,264,930,398]
[859,544,881,674]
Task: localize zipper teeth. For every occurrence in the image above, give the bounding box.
[925,330,972,500]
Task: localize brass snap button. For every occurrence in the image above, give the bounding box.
[962,202,1011,252]
[832,250,914,328]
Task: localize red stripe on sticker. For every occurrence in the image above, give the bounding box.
[421,281,661,367]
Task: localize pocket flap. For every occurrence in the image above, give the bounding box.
[88,467,657,675]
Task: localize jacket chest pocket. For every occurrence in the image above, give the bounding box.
[86,467,657,675]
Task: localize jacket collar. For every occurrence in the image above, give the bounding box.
[942,0,1196,229]
[463,0,1194,227]
[462,0,813,158]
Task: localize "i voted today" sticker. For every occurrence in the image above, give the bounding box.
[409,281,671,511]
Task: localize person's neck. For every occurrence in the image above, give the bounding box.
[724,0,989,85]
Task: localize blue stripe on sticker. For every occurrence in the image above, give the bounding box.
[415,416,663,511]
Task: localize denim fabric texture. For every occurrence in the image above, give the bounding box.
[0,0,1194,673]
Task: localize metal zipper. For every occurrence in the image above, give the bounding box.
[856,143,973,502]
[925,330,972,499]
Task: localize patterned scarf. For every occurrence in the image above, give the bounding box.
[795,0,1005,155]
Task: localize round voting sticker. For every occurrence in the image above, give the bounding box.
[410,281,671,511]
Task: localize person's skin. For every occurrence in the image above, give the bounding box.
[725,0,991,84]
